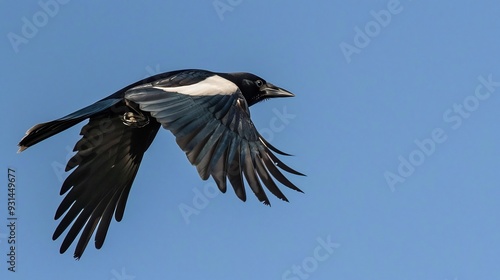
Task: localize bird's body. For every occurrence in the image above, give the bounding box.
[19,69,303,259]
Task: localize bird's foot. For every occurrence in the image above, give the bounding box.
[121,112,149,128]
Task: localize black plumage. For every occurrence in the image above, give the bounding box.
[18,69,304,259]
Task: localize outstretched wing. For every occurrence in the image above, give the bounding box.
[52,104,160,259]
[125,74,304,205]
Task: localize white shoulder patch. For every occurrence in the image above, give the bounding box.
[154,75,238,96]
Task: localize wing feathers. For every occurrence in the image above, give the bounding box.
[125,75,303,205]
[241,142,270,205]
[227,148,246,201]
[51,106,160,259]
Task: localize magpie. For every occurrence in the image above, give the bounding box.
[18,69,304,259]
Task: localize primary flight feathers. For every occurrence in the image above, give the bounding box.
[18,69,304,259]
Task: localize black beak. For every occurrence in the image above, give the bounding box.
[262,83,295,98]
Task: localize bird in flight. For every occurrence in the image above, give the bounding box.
[18,69,304,259]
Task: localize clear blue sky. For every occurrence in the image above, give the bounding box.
[2,1,500,279]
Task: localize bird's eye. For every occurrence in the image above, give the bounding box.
[255,80,263,87]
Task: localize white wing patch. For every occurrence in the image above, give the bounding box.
[153,75,238,96]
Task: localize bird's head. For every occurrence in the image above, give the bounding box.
[225,72,295,106]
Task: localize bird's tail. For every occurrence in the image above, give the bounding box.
[18,98,121,152]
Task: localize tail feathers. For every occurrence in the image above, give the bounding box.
[18,98,121,152]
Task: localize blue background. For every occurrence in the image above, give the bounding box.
[2,1,500,279]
